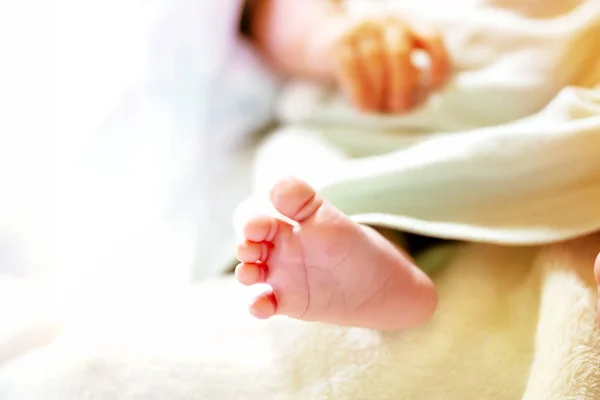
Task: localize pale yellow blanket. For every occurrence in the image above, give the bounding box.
[0,238,597,399]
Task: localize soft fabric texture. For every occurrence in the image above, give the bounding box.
[243,0,600,247]
[0,237,598,399]
[1,0,599,399]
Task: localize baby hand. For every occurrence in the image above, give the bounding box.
[322,15,450,114]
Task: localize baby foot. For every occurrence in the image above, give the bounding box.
[235,176,437,330]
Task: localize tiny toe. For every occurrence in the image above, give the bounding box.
[235,262,268,286]
[243,215,280,243]
[269,176,323,222]
[248,290,277,319]
[235,241,270,263]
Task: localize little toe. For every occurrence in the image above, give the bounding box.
[235,241,270,263]
[269,176,324,223]
[248,290,277,319]
[235,262,268,286]
[243,214,280,243]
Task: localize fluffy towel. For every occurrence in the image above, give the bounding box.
[0,238,598,399]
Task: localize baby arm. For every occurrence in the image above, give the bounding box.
[244,0,451,113]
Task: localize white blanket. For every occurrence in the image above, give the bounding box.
[243,0,600,248]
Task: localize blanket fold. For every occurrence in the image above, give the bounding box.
[256,0,600,246]
[318,86,600,245]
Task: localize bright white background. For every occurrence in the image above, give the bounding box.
[1,0,270,284]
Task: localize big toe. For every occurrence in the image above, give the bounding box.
[269,176,323,223]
